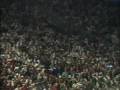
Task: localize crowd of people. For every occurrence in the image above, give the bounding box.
[0,23,120,90]
[0,0,120,90]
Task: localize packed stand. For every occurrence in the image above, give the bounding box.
[0,0,120,89]
[0,25,120,90]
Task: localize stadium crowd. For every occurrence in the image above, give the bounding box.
[0,0,120,90]
[0,24,120,90]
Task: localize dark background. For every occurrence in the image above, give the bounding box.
[0,0,120,35]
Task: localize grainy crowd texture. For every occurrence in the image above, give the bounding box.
[0,0,120,90]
